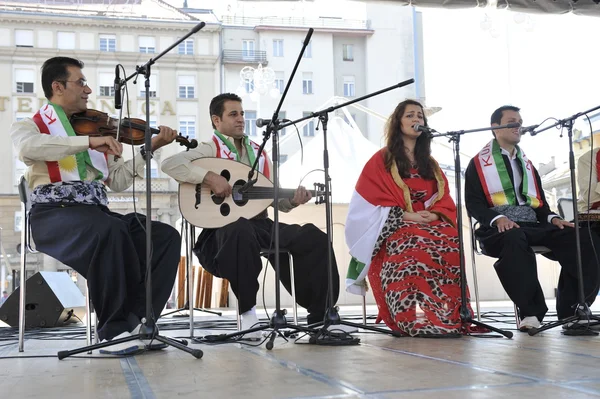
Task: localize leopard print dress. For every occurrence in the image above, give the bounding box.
[367,169,471,336]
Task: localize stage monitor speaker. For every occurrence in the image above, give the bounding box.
[0,271,86,328]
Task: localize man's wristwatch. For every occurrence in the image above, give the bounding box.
[140,145,153,161]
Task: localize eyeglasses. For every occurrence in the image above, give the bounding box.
[58,79,89,88]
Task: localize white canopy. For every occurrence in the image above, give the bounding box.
[279,116,380,203]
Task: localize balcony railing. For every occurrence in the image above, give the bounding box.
[222,50,268,64]
[221,15,370,30]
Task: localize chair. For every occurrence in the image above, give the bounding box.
[230,248,298,330]
[17,177,94,352]
[468,217,553,329]
[557,198,574,222]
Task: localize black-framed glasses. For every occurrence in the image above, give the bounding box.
[58,79,88,88]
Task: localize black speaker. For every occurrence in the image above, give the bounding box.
[0,271,86,328]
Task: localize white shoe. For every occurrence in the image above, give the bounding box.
[99,331,166,355]
[519,316,541,332]
[240,308,263,340]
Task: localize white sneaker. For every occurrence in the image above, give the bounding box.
[240,309,263,340]
[519,316,541,332]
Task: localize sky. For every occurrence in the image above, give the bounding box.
[420,7,600,165]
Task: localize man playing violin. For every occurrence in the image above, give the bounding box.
[10,56,181,351]
[161,93,341,336]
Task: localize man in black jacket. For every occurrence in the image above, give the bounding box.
[465,105,599,331]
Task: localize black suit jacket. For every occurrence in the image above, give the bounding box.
[465,151,557,229]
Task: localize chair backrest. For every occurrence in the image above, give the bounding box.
[557,197,574,222]
[469,217,484,255]
[18,176,30,209]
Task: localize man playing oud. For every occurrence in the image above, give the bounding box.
[162,93,339,334]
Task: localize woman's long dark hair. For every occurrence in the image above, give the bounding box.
[384,99,434,180]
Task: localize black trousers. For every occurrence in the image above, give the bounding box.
[193,218,339,325]
[30,203,181,340]
[477,223,600,320]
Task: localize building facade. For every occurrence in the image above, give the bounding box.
[0,0,425,306]
[0,0,221,291]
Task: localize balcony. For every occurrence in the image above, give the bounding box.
[221,15,370,31]
[222,50,268,65]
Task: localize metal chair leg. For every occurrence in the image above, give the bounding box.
[288,252,298,325]
[85,284,92,352]
[187,223,195,338]
[514,303,520,329]
[235,295,241,331]
[18,203,27,352]
[362,295,367,325]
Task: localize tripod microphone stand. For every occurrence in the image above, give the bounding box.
[58,22,207,359]
[525,104,600,337]
[430,125,517,339]
[278,80,419,342]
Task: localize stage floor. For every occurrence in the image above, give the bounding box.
[2,301,600,399]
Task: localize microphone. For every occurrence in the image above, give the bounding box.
[518,124,540,136]
[256,118,271,128]
[114,65,122,110]
[192,21,206,33]
[413,124,436,134]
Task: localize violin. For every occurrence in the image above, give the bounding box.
[69,109,198,150]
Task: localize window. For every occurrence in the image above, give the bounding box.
[98,72,115,97]
[148,116,158,130]
[274,71,284,95]
[302,72,313,95]
[343,76,355,97]
[302,40,312,58]
[242,40,255,59]
[178,39,194,55]
[179,116,196,140]
[139,36,156,53]
[273,39,284,57]
[279,154,288,164]
[244,111,257,136]
[57,32,75,50]
[343,44,354,61]
[303,112,315,137]
[244,78,254,94]
[178,75,195,99]
[15,30,34,47]
[139,74,158,98]
[99,34,116,52]
[278,111,286,136]
[15,69,35,93]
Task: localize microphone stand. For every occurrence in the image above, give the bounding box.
[430,125,518,339]
[58,22,207,359]
[278,80,417,342]
[525,104,600,336]
[205,29,321,350]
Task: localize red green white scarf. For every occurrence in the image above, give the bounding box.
[32,103,109,183]
[212,130,270,178]
[474,139,542,208]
